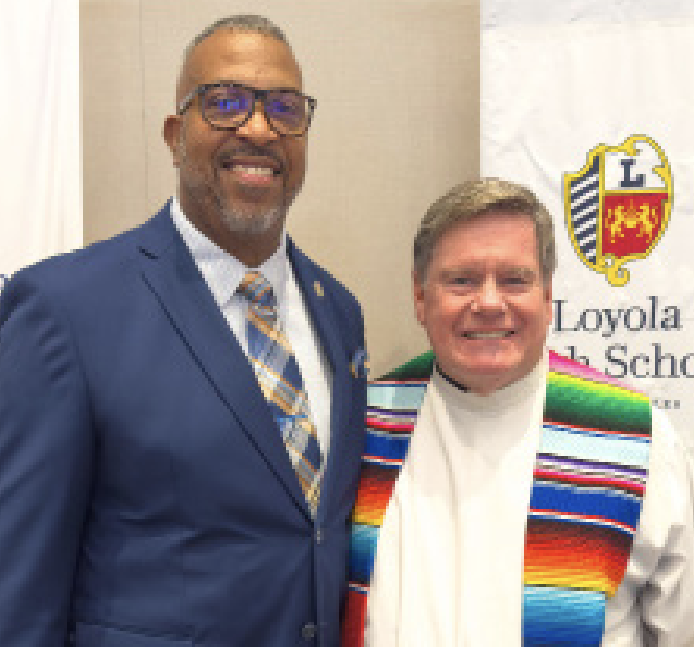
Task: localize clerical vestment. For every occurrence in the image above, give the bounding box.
[342,351,652,647]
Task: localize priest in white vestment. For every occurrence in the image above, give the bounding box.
[355,179,694,647]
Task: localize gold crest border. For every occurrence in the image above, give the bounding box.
[563,134,673,287]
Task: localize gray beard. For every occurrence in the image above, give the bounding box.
[218,202,286,235]
[177,165,292,237]
[177,129,290,237]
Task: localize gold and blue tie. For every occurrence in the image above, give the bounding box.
[238,271,324,516]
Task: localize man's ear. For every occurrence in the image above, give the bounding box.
[543,277,553,329]
[163,115,183,168]
[413,270,426,328]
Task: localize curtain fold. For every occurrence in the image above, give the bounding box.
[0,0,81,281]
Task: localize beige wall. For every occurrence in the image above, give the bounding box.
[81,0,480,376]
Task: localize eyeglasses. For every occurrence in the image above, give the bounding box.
[177,82,316,137]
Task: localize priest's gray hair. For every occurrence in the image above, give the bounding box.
[413,178,557,283]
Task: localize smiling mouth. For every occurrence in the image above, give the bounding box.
[463,331,514,339]
[220,162,281,176]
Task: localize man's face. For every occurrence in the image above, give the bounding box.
[414,212,553,395]
[164,30,307,251]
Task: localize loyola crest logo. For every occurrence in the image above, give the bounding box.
[563,135,672,287]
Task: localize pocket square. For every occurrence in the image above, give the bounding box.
[350,348,370,379]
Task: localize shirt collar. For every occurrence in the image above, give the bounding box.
[170,197,289,308]
[433,349,547,409]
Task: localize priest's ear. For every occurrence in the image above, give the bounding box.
[413,269,427,329]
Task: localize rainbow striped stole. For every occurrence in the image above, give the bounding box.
[341,351,651,647]
[341,354,431,647]
[523,352,651,646]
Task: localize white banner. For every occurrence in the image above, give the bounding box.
[0,0,81,285]
[482,0,694,450]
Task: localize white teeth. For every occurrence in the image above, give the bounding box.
[465,331,511,339]
[235,165,274,176]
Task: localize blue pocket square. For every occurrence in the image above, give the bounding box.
[350,348,370,379]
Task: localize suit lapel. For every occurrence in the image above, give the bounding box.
[137,205,310,516]
[287,241,354,518]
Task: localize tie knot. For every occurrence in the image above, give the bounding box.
[238,271,278,322]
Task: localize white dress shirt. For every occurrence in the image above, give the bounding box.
[366,352,694,646]
[170,198,333,457]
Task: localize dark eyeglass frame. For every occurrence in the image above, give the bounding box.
[177,81,317,137]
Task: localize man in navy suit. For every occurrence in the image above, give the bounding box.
[0,15,366,645]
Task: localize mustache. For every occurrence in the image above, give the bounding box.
[216,145,285,171]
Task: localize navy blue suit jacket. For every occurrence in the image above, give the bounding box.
[0,202,367,645]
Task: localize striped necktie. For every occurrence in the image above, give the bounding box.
[238,271,324,516]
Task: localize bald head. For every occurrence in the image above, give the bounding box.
[176,14,299,107]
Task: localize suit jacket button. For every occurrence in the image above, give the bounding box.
[302,622,318,641]
[315,527,322,544]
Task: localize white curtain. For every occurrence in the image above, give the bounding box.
[482,0,694,449]
[0,0,81,285]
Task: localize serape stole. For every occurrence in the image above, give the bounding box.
[341,354,432,647]
[341,351,651,647]
[523,352,651,646]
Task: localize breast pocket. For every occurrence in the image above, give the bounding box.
[72,620,193,646]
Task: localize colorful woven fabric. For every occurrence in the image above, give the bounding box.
[341,377,428,647]
[341,351,651,647]
[523,352,651,646]
[238,271,323,516]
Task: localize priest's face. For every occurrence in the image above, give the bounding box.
[414,212,553,395]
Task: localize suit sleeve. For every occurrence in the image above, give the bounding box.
[0,272,94,644]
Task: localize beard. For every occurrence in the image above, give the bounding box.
[178,172,293,238]
[178,134,301,238]
[217,189,287,235]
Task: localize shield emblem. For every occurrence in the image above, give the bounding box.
[563,135,672,287]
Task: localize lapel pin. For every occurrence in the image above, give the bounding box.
[350,349,370,379]
[314,280,324,298]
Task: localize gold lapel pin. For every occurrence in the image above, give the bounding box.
[351,358,371,378]
[314,280,324,298]
[350,350,370,378]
